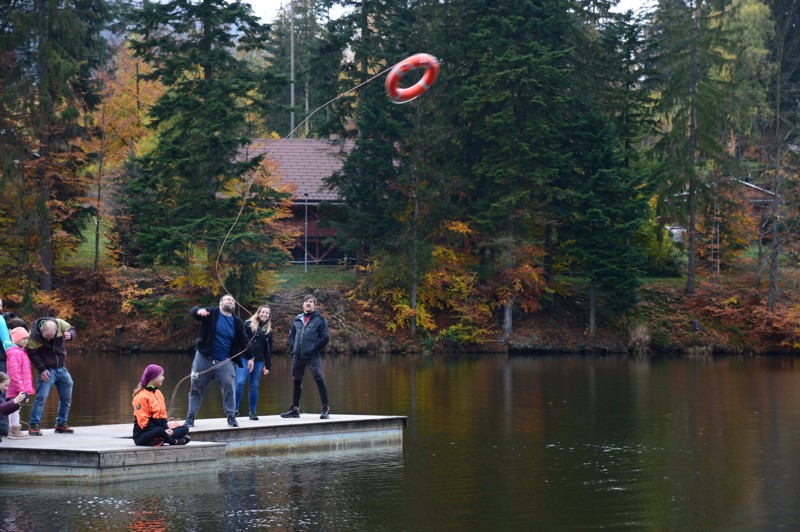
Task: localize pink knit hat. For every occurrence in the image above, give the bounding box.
[140,364,164,387]
[9,327,29,344]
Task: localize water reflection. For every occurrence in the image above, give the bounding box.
[4,353,800,529]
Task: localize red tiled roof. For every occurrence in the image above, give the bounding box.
[244,138,354,202]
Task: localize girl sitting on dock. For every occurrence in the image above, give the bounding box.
[132,364,191,446]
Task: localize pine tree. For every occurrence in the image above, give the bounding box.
[124,0,291,295]
[322,0,415,275]
[455,0,574,338]
[557,6,651,333]
[645,0,733,294]
[757,0,800,309]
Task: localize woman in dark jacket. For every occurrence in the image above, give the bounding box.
[235,305,273,420]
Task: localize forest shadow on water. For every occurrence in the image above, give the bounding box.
[2,352,800,530]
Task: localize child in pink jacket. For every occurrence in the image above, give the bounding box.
[6,327,34,439]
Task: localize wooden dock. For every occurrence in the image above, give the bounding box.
[0,414,407,485]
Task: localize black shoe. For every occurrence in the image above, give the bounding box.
[175,436,191,445]
[249,412,259,421]
[227,415,239,427]
[320,405,330,420]
[184,417,195,428]
[280,406,300,418]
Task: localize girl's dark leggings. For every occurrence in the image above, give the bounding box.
[134,425,190,446]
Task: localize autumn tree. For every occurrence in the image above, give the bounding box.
[0,0,111,305]
[84,42,163,273]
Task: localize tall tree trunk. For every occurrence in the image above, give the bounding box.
[754,213,766,289]
[767,36,785,311]
[501,299,513,341]
[95,102,106,274]
[410,172,419,335]
[589,280,596,336]
[767,156,781,310]
[685,0,700,295]
[544,223,554,312]
[38,191,53,291]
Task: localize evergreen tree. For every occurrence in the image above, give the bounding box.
[322,0,415,275]
[558,6,651,332]
[757,0,800,309]
[644,0,733,294]
[124,0,291,295]
[456,0,574,338]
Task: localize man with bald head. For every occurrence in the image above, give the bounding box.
[27,317,76,436]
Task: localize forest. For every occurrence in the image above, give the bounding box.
[1,0,799,354]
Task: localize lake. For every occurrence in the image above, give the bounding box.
[1,353,800,530]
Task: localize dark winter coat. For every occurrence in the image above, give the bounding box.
[27,318,75,373]
[244,318,273,371]
[288,311,329,359]
[189,306,249,367]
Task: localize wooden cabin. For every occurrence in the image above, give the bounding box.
[245,138,354,265]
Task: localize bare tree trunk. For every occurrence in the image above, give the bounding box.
[685,0,700,295]
[544,223,554,312]
[95,101,106,274]
[501,300,513,340]
[38,192,53,291]
[754,213,766,289]
[410,174,419,335]
[589,280,596,336]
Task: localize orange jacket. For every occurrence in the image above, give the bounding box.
[132,387,168,430]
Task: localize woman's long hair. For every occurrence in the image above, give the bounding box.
[249,305,272,335]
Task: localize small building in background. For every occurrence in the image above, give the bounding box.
[245,138,354,265]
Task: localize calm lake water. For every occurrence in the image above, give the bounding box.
[2,352,800,530]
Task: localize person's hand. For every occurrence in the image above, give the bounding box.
[13,393,26,405]
[63,331,72,340]
[263,368,270,376]
[247,359,254,373]
[166,429,174,436]
[197,308,209,317]
[40,369,50,383]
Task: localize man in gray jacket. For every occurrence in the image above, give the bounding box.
[281,294,331,419]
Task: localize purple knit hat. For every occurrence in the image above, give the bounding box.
[140,364,164,387]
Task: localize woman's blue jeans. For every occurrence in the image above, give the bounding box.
[235,360,264,414]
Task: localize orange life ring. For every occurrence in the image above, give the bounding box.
[385,53,440,104]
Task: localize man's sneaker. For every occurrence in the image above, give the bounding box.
[175,436,191,445]
[184,416,195,428]
[227,415,239,427]
[54,424,74,434]
[320,406,330,420]
[249,412,259,421]
[28,424,42,436]
[280,406,300,418]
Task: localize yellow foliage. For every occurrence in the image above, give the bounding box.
[33,290,77,320]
